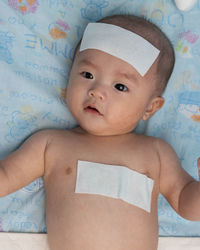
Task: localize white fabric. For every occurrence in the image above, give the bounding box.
[0,233,200,250]
[80,23,160,76]
[75,160,154,212]
[0,233,49,250]
[174,0,197,11]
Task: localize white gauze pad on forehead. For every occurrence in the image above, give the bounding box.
[80,23,160,77]
[75,160,154,213]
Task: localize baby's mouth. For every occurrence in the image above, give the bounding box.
[84,105,103,116]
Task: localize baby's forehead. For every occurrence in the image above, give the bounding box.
[79,23,160,77]
[76,49,140,75]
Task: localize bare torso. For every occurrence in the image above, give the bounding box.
[44,128,161,250]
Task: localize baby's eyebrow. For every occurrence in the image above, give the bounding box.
[118,71,139,84]
[78,59,97,68]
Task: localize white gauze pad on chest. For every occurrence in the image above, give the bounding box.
[75,160,154,213]
[80,23,160,77]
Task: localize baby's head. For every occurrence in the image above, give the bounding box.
[66,14,175,136]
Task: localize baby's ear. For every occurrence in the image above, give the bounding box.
[142,96,164,121]
[61,87,67,100]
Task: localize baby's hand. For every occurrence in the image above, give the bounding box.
[197,157,200,180]
[174,0,197,11]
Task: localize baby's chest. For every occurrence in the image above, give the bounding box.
[46,149,158,213]
[48,141,159,185]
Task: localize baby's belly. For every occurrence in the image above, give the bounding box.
[46,193,158,250]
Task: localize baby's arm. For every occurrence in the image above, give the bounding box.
[157,139,200,221]
[0,130,49,197]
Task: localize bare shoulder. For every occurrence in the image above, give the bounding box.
[144,136,180,168]
[130,133,176,156]
[124,133,164,177]
[31,128,73,144]
[128,132,162,152]
[36,128,78,155]
[152,136,179,162]
[19,129,74,158]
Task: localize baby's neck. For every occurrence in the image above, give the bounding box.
[72,126,134,137]
[70,126,137,147]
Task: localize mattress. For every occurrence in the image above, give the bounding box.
[0,234,200,250]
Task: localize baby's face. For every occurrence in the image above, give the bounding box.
[66,49,159,136]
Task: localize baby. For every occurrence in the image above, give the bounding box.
[1,14,200,250]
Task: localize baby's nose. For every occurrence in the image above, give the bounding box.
[88,86,106,101]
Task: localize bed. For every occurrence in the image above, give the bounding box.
[0,0,200,248]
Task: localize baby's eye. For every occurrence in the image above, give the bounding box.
[114,83,128,92]
[81,72,93,79]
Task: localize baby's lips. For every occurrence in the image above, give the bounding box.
[84,105,103,116]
